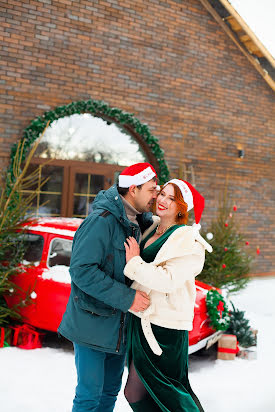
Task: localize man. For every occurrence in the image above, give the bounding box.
[58,162,158,412]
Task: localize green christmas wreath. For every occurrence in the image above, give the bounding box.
[8,99,170,185]
[206,290,230,331]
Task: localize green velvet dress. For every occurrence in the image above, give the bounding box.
[127,225,204,412]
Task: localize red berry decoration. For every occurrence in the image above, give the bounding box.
[224,247,228,251]
[225,223,228,227]
[222,264,226,269]
[233,205,237,211]
[256,247,260,255]
[245,241,249,245]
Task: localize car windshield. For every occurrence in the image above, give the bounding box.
[48,238,73,267]
[22,233,44,264]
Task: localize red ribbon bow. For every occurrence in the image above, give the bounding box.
[217,301,224,319]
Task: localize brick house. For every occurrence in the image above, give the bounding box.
[1,0,274,275]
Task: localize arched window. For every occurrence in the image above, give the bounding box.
[10,100,169,218]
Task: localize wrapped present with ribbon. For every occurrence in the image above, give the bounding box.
[11,324,44,350]
[237,346,257,360]
[0,326,12,348]
[217,334,239,360]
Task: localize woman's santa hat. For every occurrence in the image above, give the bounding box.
[163,179,205,224]
[118,163,157,188]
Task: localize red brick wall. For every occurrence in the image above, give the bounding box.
[1,0,275,273]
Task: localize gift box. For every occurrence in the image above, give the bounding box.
[237,346,257,360]
[217,334,239,360]
[0,327,12,348]
[11,324,44,350]
[250,328,258,346]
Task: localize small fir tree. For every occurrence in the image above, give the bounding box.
[200,189,253,293]
[0,127,48,327]
[227,302,256,347]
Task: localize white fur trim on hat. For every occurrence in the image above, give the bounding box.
[118,166,156,188]
[164,179,194,211]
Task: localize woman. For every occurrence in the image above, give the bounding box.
[123,179,212,412]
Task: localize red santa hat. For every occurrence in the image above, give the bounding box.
[118,162,157,188]
[163,179,205,224]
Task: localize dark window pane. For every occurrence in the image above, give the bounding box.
[73,195,87,216]
[23,164,41,192]
[22,192,38,215]
[22,234,44,263]
[24,165,63,193]
[48,238,72,267]
[41,166,63,193]
[90,174,104,194]
[39,194,61,215]
[75,173,88,194]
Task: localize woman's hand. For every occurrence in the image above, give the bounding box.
[124,236,140,263]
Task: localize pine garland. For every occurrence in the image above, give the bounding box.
[8,99,170,184]
[227,302,256,347]
[206,290,231,331]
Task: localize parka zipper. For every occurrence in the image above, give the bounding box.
[116,313,125,352]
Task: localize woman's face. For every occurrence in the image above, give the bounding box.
[156,184,178,221]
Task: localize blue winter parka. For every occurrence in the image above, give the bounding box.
[58,184,152,355]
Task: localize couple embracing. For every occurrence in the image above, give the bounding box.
[59,162,212,412]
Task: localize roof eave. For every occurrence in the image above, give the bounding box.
[198,0,275,93]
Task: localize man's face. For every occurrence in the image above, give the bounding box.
[132,179,158,213]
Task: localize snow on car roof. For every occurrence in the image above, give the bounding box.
[24,217,83,237]
[42,265,71,284]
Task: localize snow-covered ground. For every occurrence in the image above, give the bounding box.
[1,277,275,412]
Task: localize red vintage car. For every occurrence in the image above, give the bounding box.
[5,217,222,353]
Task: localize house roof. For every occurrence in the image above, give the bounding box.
[199,0,275,92]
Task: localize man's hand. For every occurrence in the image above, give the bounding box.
[130,291,150,312]
[124,237,140,263]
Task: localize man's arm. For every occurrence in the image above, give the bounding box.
[70,215,135,313]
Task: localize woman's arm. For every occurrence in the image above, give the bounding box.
[124,253,204,293]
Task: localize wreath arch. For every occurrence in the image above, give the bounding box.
[8,99,170,184]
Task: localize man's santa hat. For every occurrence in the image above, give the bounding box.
[118,163,157,188]
[163,179,205,224]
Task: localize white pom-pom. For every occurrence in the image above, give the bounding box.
[192,223,201,231]
[206,232,213,240]
[9,288,14,293]
[30,291,37,299]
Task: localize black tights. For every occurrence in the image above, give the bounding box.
[124,360,148,403]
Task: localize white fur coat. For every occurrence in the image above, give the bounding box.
[124,218,212,355]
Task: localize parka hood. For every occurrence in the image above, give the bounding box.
[92,185,153,231]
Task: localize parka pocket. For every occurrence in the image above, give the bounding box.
[113,237,125,251]
[74,292,117,317]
